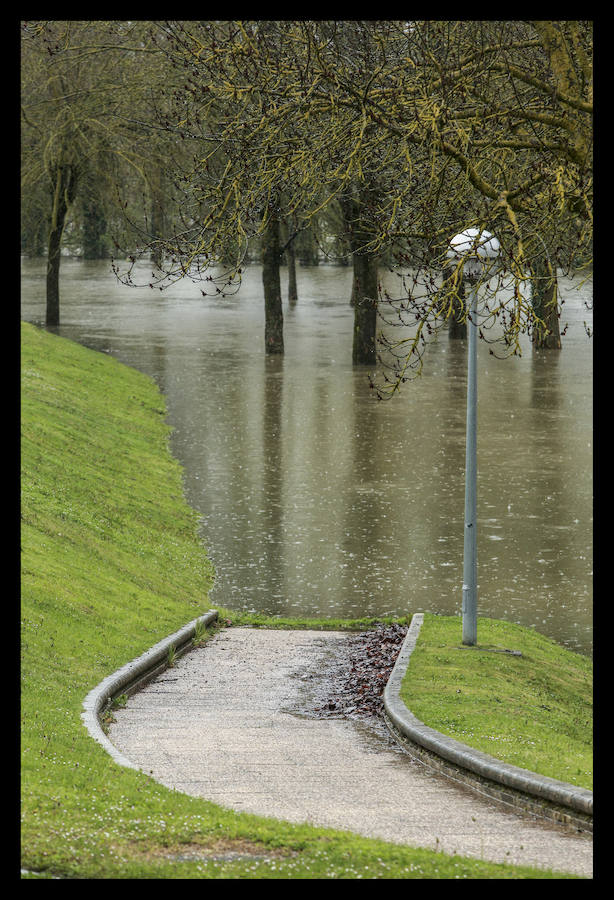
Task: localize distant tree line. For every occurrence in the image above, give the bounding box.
[21,20,592,389]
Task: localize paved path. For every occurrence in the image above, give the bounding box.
[109,628,592,877]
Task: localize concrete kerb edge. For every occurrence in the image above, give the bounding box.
[383,613,593,824]
[81,609,219,771]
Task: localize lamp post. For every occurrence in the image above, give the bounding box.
[446,229,501,646]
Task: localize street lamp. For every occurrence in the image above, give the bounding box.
[446,228,501,646]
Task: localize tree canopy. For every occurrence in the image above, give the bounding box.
[22,20,592,390]
[122,20,591,390]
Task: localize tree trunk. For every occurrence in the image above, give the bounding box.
[262,210,284,354]
[46,164,78,327]
[531,257,562,349]
[281,219,298,304]
[352,251,378,365]
[286,243,298,304]
[342,192,379,365]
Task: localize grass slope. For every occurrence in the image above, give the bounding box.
[20,321,582,879]
[401,614,592,790]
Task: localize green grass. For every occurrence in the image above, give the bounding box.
[400,614,592,790]
[20,321,585,879]
[215,610,411,630]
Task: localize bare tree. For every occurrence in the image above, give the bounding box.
[21,21,178,324]
[106,20,592,384]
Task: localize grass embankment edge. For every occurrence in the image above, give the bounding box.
[399,613,592,791]
[21,321,584,879]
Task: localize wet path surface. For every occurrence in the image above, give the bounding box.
[109,628,592,877]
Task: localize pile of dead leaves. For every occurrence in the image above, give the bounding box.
[316,622,408,720]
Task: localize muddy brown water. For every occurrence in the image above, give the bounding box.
[21,258,593,655]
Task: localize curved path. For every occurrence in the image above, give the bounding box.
[109,627,592,877]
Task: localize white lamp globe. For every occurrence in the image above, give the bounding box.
[447,228,501,280]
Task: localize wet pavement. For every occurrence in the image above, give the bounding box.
[109,627,593,877]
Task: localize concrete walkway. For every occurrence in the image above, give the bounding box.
[109,627,593,878]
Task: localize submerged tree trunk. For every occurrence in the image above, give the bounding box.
[342,192,379,365]
[46,163,79,327]
[531,257,562,349]
[262,209,284,354]
[286,242,298,304]
[281,218,298,304]
[351,250,378,365]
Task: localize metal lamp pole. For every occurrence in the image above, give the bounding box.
[462,277,479,645]
[446,229,501,646]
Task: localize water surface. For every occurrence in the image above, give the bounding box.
[21,258,593,655]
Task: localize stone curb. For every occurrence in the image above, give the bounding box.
[383,613,593,828]
[81,609,219,770]
[81,608,592,831]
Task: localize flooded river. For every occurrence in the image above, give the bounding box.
[20,258,593,655]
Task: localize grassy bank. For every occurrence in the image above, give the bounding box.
[400,614,592,790]
[21,321,581,879]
